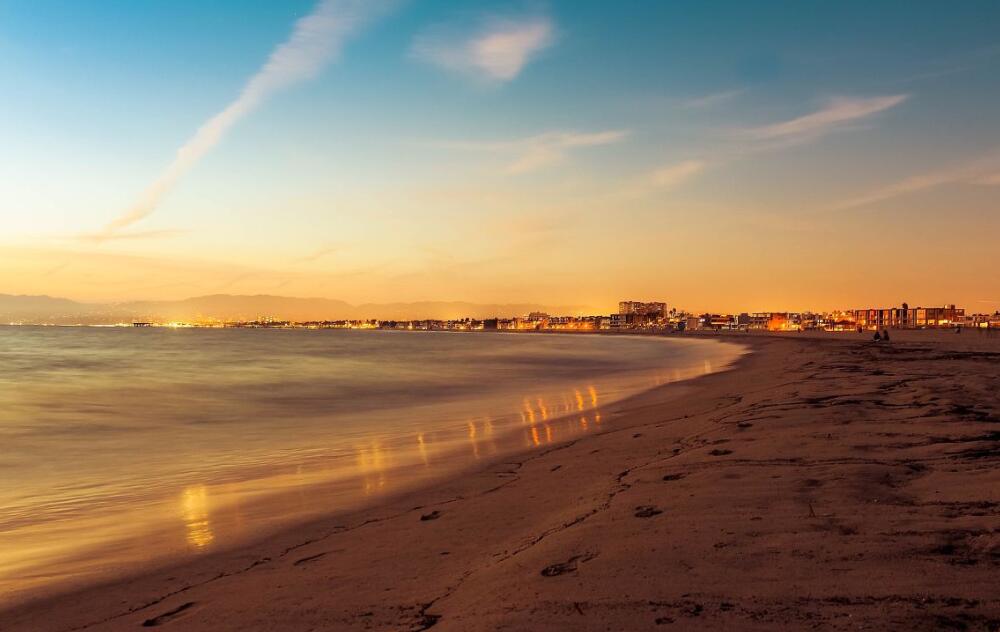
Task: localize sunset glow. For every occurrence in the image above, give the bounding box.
[2,2,998,312]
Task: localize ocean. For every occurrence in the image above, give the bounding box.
[0,326,744,602]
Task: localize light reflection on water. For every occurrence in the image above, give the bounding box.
[168,383,611,544]
[181,485,214,549]
[0,327,745,603]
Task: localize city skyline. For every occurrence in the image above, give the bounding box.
[1,289,991,328]
[3,1,1000,311]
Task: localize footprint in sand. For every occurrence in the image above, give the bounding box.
[294,552,327,566]
[420,510,442,521]
[540,552,597,577]
[412,613,441,630]
[142,602,196,627]
[708,449,733,456]
[662,473,686,482]
[634,505,663,518]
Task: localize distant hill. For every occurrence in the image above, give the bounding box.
[0,294,84,314]
[119,295,358,322]
[352,301,579,321]
[0,293,586,324]
[0,294,99,323]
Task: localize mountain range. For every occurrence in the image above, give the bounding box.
[0,294,587,324]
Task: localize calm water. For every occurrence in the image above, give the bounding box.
[0,326,744,602]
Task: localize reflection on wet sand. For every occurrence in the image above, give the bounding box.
[172,382,608,554]
[417,433,429,466]
[0,350,737,605]
[356,442,388,496]
[181,486,214,549]
[0,326,747,608]
[467,422,480,459]
[180,372,716,564]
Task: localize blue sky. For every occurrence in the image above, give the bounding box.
[2,1,999,311]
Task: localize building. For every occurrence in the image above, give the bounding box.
[619,301,666,318]
[736,313,770,330]
[850,303,965,329]
[609,312,635,328]
[616,300,666,327]
[913,305,965,327]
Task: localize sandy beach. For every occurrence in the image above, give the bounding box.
[4,329,1000,631]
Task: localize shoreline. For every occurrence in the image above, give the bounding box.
[4,331,1000,630]
[0,333,747,612]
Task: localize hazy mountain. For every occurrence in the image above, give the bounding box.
[0,294,101,324]
[120,295,358,322]
[0,293,587,324]
[0,294,84,314]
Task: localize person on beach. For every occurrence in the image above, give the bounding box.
[882,329,890,342]
[873,331,881,342]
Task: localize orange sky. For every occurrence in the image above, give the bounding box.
[3,2,999,315]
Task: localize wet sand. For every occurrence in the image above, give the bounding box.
[4,329,1000,631]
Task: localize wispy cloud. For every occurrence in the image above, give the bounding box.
[649,160,707,190]
[832,171,962,211]
[435,129,628,173]
[615,159,707,200]
[93,0,385,242]
[412,14,554,83]
[743,94,908,142]
[831,151,1000,211]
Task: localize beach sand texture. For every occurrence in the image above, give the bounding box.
[3,330,999,631]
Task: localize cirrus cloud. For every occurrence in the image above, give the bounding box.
[743,94,909,143]
[433,129,629,174]
[412,15,555,83]
[650,160,707,190]
[831,150,1000,211]
[92,0,387,243]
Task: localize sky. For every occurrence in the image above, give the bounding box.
[2,0,999,313]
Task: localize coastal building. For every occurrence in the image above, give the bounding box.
[545,316,598,331]
[614,300,667,328]
[619,301,666,319]
[736,313,770,330]
[609,312,636,328]
[817,312,857,331]
[914,305,965,327]
[966,312,1000,329]
[851,303,965,329]
[766,313,798,331]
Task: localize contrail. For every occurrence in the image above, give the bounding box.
[97,0,383,241]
